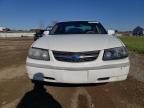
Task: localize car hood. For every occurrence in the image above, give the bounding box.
[32,34,123,52]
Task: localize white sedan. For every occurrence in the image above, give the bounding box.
[26,21,130,84]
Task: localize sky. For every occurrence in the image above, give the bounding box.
[0,0,144,31]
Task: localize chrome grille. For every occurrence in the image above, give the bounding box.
[53,50,100,63]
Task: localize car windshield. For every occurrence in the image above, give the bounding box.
[50,21,107,35]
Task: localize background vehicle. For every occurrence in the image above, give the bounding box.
[34,26,53,41]
[34,30,45,41]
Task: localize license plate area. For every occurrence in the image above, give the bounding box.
[61,70,88,83]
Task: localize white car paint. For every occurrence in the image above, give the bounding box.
[26,22,130,84]
[108,29,115,35]
[33,34,122,52]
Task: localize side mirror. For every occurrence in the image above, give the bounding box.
[108,30,115,35]
[43,30,49,35]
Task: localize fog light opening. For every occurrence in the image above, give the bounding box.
[44,77,55,80]
[98,77,110,81]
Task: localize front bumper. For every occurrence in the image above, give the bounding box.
[26,62,129,83]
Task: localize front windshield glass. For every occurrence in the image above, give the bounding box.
[50,21,107,35]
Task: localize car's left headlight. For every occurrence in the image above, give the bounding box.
[28,47,50,61]
[103,46,128,60]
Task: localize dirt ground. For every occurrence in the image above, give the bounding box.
[0,37,144,108]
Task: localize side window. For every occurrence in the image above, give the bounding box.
[50,25,58,34]
[96,23,107,34]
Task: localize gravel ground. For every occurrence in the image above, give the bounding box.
[0,38,144,108]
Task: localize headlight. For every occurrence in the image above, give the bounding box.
[103,46,128,60]
[28,47,50,61]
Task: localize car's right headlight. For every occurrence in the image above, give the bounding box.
[28,47,50,61]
